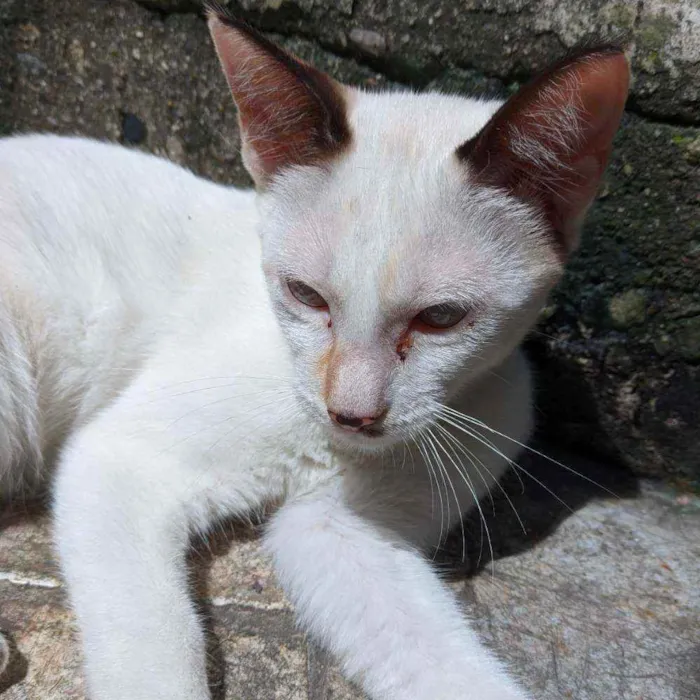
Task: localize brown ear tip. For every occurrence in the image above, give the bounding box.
[557,42,626,67]
[563,44,631,99]
[203,1,226,20]
[592,45,630,66]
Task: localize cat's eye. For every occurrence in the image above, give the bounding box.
[287,280,328,308]
[415,303,468,330]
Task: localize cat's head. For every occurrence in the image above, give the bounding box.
[208,8,629,452]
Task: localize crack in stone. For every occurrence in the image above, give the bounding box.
[0,571,62,589]
[208,595,291,612]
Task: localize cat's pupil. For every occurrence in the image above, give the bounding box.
[288,280,327,308]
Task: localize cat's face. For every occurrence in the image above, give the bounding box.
[208,10,629,451]
[258,95,560,450]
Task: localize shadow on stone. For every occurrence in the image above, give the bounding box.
[0,497,48,535]
[446,444,639,578]
[434,343,640,576]
[525,336,626,467]
[440,444,639,578]
[188,518,264,700]
[0,629,30,695]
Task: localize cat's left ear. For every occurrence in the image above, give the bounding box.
[206,5,351,187]
[458,47,630,256]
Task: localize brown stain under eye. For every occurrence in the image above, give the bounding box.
[396,328,413,361]
[316,344,332,389]
[317,340,343,402]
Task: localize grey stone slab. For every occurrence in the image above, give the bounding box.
[1,468,699,699]
[456,484,700,700]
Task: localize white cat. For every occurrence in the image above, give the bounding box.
[0,5,629,699]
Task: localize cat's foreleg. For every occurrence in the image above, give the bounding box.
[265,477,529,700]
[53,421,226,700]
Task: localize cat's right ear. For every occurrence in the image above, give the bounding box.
[457,47,630,257]
[206,4,352,187]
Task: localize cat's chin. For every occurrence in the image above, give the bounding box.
[325,425,399,454]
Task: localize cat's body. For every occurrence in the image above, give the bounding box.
[0,129,531,506]
[0,7,629,699]
[0,135,262,492]
[0,125,526,503]
[0,134,530,698]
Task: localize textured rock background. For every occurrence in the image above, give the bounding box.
[0,0,699,698]
[135,0,700,124]
[1,0,697,481]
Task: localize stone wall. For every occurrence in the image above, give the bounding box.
[1,0,698,482]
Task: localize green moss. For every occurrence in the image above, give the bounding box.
[684,136,700,165]
[671,134,691,145]
[637,14,676,51]
[604,4,637,29]
[608,290,648,328]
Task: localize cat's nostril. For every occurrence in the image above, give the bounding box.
[328,410,379,430]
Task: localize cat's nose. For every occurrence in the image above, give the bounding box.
[328,410,380,432]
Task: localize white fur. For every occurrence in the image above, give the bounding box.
[0,632,8,676]
[0,98,557,699]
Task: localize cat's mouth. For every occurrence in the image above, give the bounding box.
[358,425,384,438]
[330,423,384,439]
[328,411,387,439]
[325,421,400,454]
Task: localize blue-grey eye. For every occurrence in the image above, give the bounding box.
[416,303,467,329]
[288,280,327,308]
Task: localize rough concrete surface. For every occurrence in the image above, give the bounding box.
[0,0,699,698]
[1,456,700,699]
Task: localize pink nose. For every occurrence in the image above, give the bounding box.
[328,410,380,432]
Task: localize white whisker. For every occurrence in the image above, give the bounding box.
[441,406,617,499]
[438,421,528,536]
[434,422,496,514]
[416,435,445,553]
[437,413,576,515]
[429,426,494,571]
[424,429,452,532]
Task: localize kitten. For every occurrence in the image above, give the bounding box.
[0,5,629,699]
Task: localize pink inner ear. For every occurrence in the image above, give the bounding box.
[461,50,630,254]
[208,13,351,184]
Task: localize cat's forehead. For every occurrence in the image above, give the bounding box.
[346,90,502,166]
[264,89,554,305]
[319,90,506,243]
[318,93,505,262]
[312,92,499,233]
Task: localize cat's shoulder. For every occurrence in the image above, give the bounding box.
[1,132,143,162]
[0,133,189,180]
[0,133,254,214]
